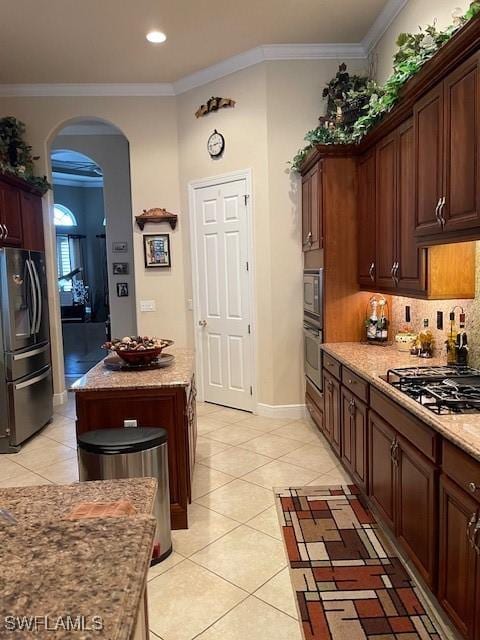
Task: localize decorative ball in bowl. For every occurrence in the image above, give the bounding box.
[102,336,174,366]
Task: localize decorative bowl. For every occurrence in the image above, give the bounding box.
[103,337,174,366]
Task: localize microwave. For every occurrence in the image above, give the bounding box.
[304,269,323,326]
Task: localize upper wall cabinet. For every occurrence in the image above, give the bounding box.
[301,161,323,252]
[0,174,44,252]
[415,52,480,243]
[357,150,376,288]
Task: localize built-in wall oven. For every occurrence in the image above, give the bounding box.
[303,269,323,392]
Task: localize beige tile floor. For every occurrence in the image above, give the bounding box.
[0,395,352,640]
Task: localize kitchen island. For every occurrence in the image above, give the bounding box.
[72,349,197,529]
[307,342,480,640]
[0,478,157,640]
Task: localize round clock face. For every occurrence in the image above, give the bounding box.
[207,130,225,157]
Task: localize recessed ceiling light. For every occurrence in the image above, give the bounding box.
[146,30,167,44]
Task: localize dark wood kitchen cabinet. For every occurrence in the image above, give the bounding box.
[415,52,480,243]
[323,369,341,456]
[438,475,479,640]
[369,411,396,530]
[301,161,322,252]
[341,387,367,492]
[20,191,45,252]
[357,150,376,287]
[0,179,23,246]
[396,435,437,588]
[375,133,398,290]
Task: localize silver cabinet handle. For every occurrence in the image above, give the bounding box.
[198,320,207,327]
[467,482,480,494]
[394,262,400,285]
[468,512,478,547]
[439,196,446,228]
[474,515,480,554]
[369,262,375,281]
[0,224,3,240]
[13,343,49,361]
[307,231,313,247]
[4,224,8,239]
[434,197,442,226]
[391,262,399,286]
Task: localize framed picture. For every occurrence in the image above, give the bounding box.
[116,282,129,297]
[113,262,129,275]
[144,234,171,268]
[112,241,128,253]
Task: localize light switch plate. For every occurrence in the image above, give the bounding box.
[140,300,156,312]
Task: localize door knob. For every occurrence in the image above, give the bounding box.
[198,320,207,327]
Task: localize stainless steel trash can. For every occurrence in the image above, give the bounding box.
[77,427,172,564]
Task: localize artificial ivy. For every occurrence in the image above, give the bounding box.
[291,2,480,171]
[0,117,51,194]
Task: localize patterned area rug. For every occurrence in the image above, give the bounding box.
[275,485,441,640]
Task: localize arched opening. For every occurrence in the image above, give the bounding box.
[48,118,136,389]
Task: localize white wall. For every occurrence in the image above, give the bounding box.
[0,57,366,406]
[373,0,471,83]
[53,134,136,337]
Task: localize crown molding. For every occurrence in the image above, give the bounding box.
[0,41,373,98]
[0,83,175,97]
[362,0,409,55]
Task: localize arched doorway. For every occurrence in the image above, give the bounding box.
[48,118,136,389]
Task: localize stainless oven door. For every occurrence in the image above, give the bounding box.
[303,270,323,324]
[304,324,322,391]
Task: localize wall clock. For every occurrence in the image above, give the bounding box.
[207,129,225,157]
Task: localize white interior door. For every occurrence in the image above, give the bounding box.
[194,177,253,411]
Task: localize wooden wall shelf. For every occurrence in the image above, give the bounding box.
[135,207,178,231]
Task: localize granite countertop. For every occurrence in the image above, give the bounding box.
[0,479,157,640]
[0,477,157,524]
[0,516,155,640]
[322,343,480,462]
[72,347,195,392]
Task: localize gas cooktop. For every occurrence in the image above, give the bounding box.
[387,365,480,415]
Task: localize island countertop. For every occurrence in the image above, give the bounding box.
[0,479,157,640]
[72,347,195,391]
[322,342,480,462]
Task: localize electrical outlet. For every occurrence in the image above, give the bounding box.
[140,300,156,312]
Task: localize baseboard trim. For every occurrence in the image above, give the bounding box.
[256,403,306,419]
[53,390,68,406]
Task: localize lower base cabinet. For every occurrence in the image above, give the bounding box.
[438,475,479,640]
[341,387,368,492]
[323,370,341,455]
[369,411,437,588]
[369,411,396,530]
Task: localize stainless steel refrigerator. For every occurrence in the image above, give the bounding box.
[0,248,53,453]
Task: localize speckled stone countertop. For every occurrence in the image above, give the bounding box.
[0,516,155,640]
[72,347,195,391]
[0,479,157,640]
[322,343,480,462]
[0,477,157,524]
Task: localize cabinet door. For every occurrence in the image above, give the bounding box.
[323,370,340,455]
[443,53,480,233]
[341,387,354,472]
[396,436,437,588]
[438,474,478,639]
[358,151,376,288]
[396,120,427,294]
[414,84,444,237]
[302,173,311,252]
[342,388,368,492]
[20,191,44,252]
[375,134,397,290]
[369,411,395,530]
[309,162,322,251]
[0,182,23,246]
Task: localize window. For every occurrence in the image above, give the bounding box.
[54,204,77,227]
[57,235,73,291]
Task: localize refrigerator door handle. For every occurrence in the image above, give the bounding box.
[30,259,42,335]
[14,367,51,391]
[13,343,50,361]
[25,259,38,337]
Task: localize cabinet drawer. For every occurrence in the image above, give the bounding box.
[370,387,439,462]
[322,353,341,379]
[443,440,480,503]
[342,367,369,403]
